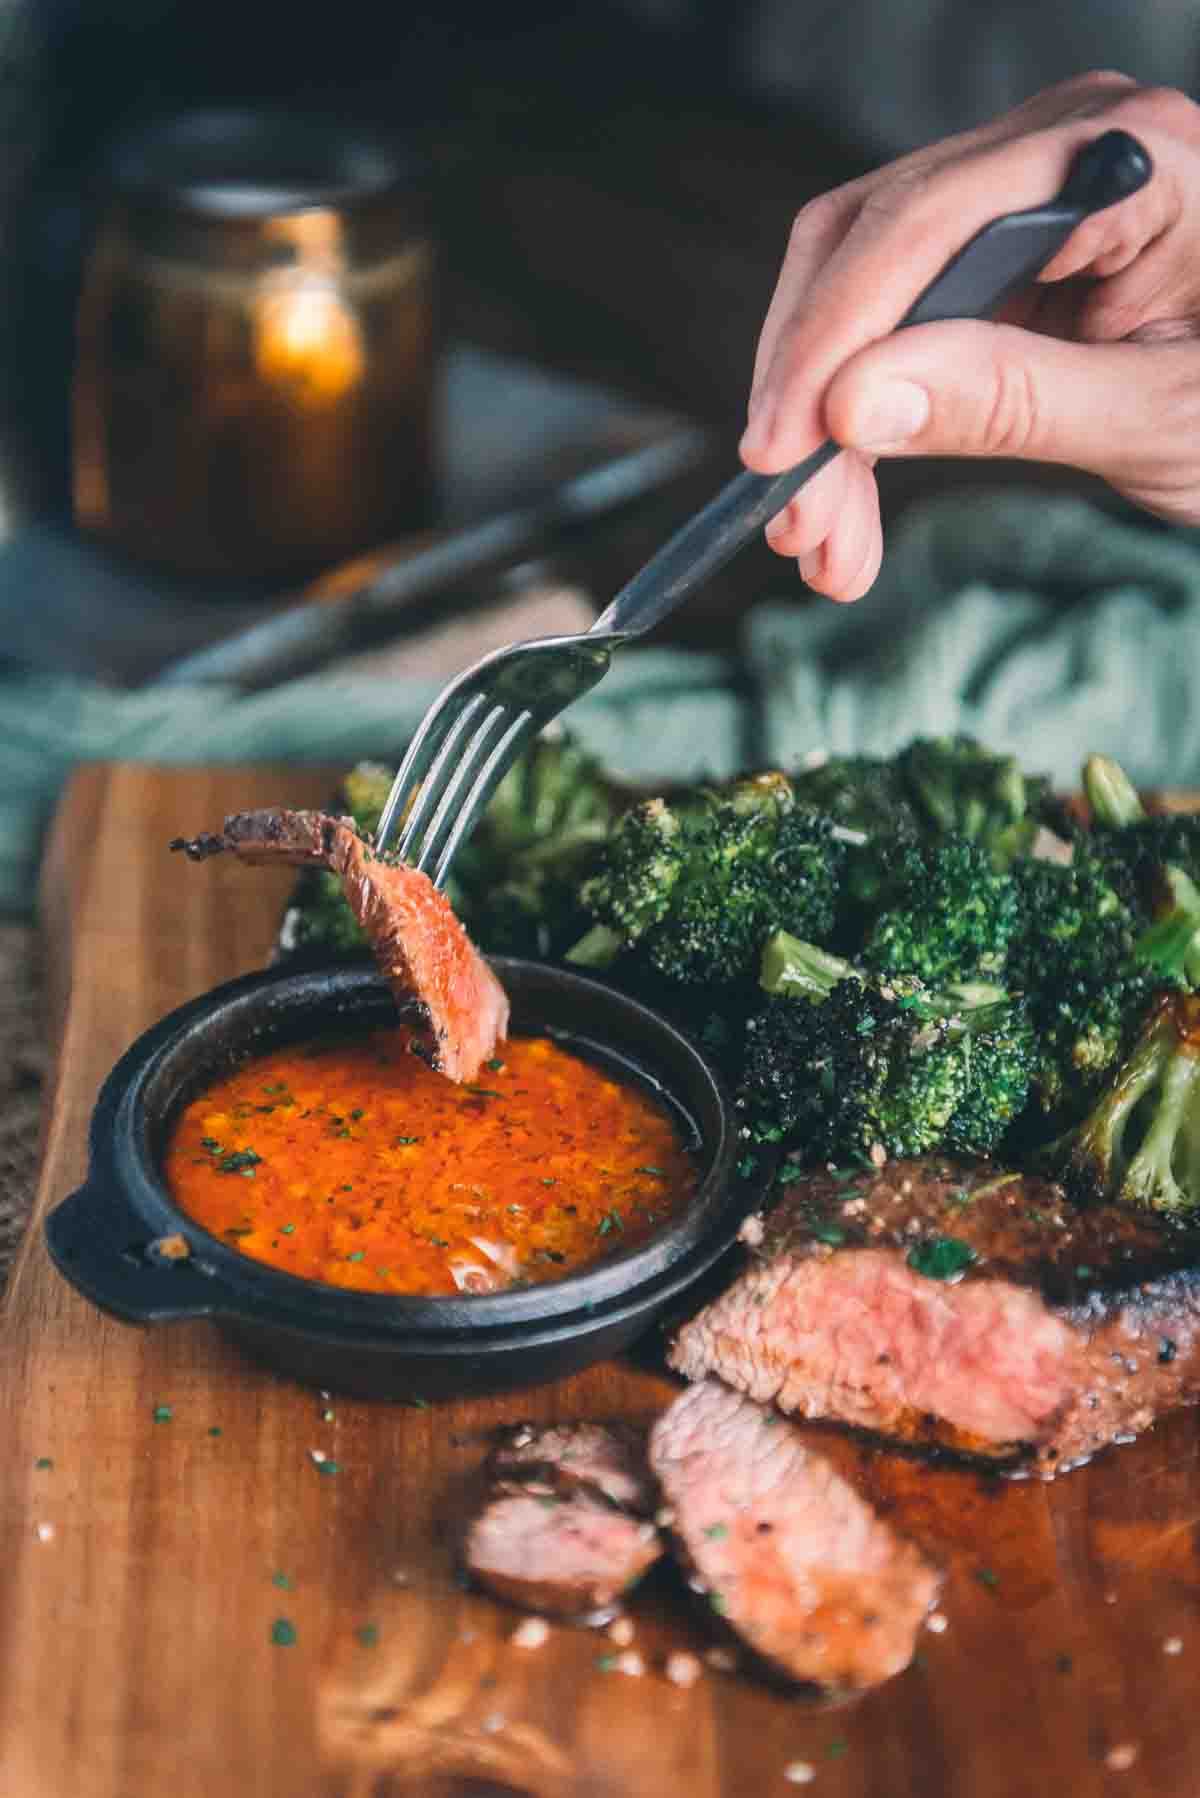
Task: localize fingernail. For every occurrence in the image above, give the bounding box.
[740,394,777,460]
[798,550,823,586]
[850,380,929,450]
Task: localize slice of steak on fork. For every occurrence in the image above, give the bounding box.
[170,808,509,1082]
[670,1157,1200,1476]
[650,1379,939,1690]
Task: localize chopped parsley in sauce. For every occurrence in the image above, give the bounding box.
[164,1025,697,1297]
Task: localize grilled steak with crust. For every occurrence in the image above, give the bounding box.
[650,1380,939,1690]
[170,808,509,1082]
[670,1158,1200,1475]
[466,1421,662,1620]
[489,1421,655,1515]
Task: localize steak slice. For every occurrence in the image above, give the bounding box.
[670,1157,1200,1475]
[464,1491,662,1621]
[650,1380,939,1691]
[170,808,509,1082]
[489,1421,655,1515]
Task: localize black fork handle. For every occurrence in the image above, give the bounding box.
[591,128,1152,639]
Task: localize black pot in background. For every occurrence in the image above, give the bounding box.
[46,959,767,1399]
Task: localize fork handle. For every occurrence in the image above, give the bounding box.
[590,128,1151,640]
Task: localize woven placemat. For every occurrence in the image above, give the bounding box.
[0,922,46,1290]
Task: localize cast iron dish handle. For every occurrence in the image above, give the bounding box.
[592,127,1152,638]
[46,1180,217,1323]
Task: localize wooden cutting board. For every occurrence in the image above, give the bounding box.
[3,762,1200,1798]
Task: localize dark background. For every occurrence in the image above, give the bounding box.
[5,1,1195,651]
[3,1,868,537]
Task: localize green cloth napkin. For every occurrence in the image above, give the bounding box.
[2,486,1199,919]
[746,489,1200,785]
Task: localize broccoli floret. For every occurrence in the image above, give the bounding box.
[569,775,844,985]
[575,798,684,950]
[278,735,618,964]
[1083,753,1200,987]
[894,734,1054,866]
[789,755,921,840]
[645,803,841,985]
[341,761,395,837]
[940,984,1041,1156]
[1043,993,1200,1213]
[861,835,1020,985]
[1005,848,1157,1127]
[740,931,1035,1161]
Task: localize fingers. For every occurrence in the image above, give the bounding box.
[745,74,1138,451]
[822,318,1192,491]
[742,81,1200,481]
[764,450,883,602]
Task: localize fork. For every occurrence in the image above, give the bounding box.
[375,128,1150,889]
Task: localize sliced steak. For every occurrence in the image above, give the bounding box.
[650,1380,939,1690]
[490,1421,655,1515]
[171,808,509,1082]
[670,1157,1200,1475]
[464,1491,662,1621]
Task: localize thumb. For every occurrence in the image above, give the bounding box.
[824,318,1165,481]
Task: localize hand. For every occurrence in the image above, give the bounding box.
[740,73,1200,601]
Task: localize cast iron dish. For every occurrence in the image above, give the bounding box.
[46,959,768,1398]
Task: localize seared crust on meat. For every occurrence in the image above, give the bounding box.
[670,1159,1200,1475]
[489,1421,656,1515]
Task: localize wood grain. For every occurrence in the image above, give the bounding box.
[3,763,1200,1798]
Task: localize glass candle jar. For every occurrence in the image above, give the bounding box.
[73,110,437,582]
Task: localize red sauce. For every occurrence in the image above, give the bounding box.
[163,1026,699,1296]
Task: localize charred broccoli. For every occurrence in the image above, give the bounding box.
[1043,993,1200,1213]
[894,734,1057,866]
[861,835,1020,985]
[1084,753,1200,987]
[569,774,844,985]
[740,930,1036,1160]
[1005,845,1157,1129]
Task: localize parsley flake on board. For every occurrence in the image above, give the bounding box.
[270,1618,297,1646]
[355,1624,379,1647]
[906,1236,977,1281]
[152,1405,172,1423]
[34,1457,52,1470]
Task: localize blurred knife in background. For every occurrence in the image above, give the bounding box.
[152,425,712,691]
